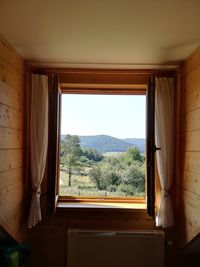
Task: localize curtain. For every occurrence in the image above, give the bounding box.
[155,77,174,228]
[28,74,49,228]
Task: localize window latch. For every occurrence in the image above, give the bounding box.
[154,145,161,152]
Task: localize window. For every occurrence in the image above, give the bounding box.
[59,94,146,200]
[48,70,155,217]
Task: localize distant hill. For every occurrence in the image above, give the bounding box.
[123,138,145,153]
[61,134,145,153]
[79,135,133,153]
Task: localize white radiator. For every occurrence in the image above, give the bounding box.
[67,229,165,267]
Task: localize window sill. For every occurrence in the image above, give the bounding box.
[56,201,146,212]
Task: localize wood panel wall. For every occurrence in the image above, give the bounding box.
[24,68,156,267]
[175,46,200,247]
[25,209,154,267]
[0,35,26,241]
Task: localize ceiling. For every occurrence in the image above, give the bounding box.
[0,0,200,68]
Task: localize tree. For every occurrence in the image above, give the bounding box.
[61,135,81,186]
[126,147,144,162]
[80,147,103,162]
[89,165,102,189]
[122,162,145,193]
[89,149,145,196]
[90,157,121,191]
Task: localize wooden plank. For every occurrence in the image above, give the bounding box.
[183,213,199,244]
[61,87,146,95]
[175,192,198,245]
[180,189,200,211]
[176,187,200,243]
[0,179,23,211]
[0,79,23,111]
[180,108,200,133]
[180,152,200,173]
[181,170,200,195]
[0,171,24,237]
[59,73,149,85]
[0,203,24,243]
[0,35,25,73]
[187,152,200,173]
[0,57,25,93]
[186,225,200,245]
[180,130,200,152]
[176,191,200,244]
[0,150,23,173]
[56,209,155,229]
[181,65,200,113]
[0,168,23,190]
[0,199,24,236]
[183,46,200,76]
[58,70,151,85]
[0,103,23,130]
[0,168,24,240]
[175,198,188,246]
[0,127,23,149]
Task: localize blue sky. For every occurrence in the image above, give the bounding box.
[61,94,146,139]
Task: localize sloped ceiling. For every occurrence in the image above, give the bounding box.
[0,0,200,67]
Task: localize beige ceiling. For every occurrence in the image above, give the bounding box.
[0,0,200,67]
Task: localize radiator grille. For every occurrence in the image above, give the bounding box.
[67,229,165,267]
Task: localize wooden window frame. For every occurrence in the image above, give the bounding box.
[58,86,149,207]
[47,74,61,214]
[146,76,155,217]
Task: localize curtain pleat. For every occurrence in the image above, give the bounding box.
[28,74,49,228]
[155,77,174,228]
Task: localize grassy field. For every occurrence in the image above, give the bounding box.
[59,168,96,196]
[59,168,130,197]
[103,151,124,157]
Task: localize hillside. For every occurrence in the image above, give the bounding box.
[123,138,145,153]
[61,134,145,153]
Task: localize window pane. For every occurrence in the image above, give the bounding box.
[60,94,146,198]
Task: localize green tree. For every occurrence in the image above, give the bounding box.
[61,135,81,186]
[89,149,145,196]
[126,147,144,162]
[122,162,145,193]
[80,147,103,162]
[90,157,121,191]
[89,165,102,189]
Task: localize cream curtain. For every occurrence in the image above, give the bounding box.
[155,77,174,228]
[28,74,49,228]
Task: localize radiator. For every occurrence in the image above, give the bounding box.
[67,229,165,267]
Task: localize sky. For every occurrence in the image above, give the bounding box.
[61,94,146,139]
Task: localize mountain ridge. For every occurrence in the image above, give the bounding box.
[61,134,145,153]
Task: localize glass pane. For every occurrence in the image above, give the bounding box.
[60,94,146,198]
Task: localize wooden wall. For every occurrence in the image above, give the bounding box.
[25,209,154,267]
[175,46,200,246]
[24,68,156,267]
[0,35,26,241]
